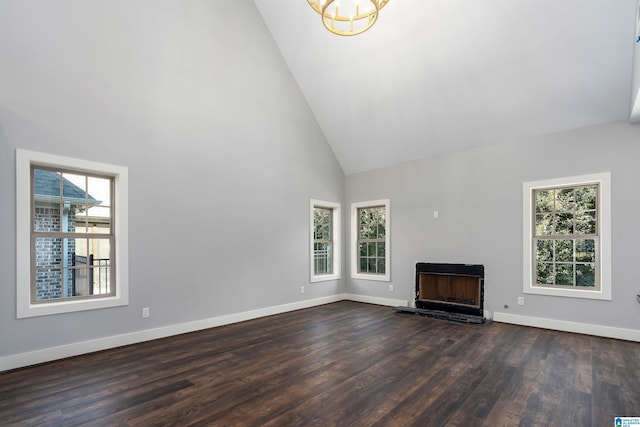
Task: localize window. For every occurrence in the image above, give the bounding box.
[310,200,341,282]
[351,199,390,281]
[523,173,611,300]
[17,149,129,318]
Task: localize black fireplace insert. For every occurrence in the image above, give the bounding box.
[415,263,484,318]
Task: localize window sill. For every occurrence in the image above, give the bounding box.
[351,272,390,282]
[17,294,129,318]
[311,274,341,283]
[524,284,611,300]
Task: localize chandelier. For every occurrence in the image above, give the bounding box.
[307,0,390,36]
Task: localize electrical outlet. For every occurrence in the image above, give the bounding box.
[142,307,150,318]
[517,297,525,306]
[300,286,305,294]
[433,211,439,219]
[389,284,394,292]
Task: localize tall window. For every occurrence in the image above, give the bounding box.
[31,166,115,302]
[523,173,610,300]
[17,150,129,318]
[313,207,333,275]
[351,200,390,281]
[533,184,598,288]
[310,200,341,282]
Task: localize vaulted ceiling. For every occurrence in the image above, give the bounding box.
[254,0,638,174]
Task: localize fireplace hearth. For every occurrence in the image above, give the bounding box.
[395,263,485,324]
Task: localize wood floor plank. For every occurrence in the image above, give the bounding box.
[1,301,639,426]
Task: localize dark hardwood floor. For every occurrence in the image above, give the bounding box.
[1,301,639,426]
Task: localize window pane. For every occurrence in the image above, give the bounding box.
[86,206,112,233]
[61,238,79,268]
[92,242,111,295]
[536,240,553,262]
[70,267,90,297]
[35,237,63,269]
[72,207,88,233]
[359,257,367,273]
[314,208,331,240]
[62,173,87,202]
[87,176,111,206]
[35,268,63,301]
[377,242,385,257]
[377,223,385,239]
[358,209,370,239]
[367,242,376,257]
[576,264,595,287]
[535,214,553,236]
[536,263,554,285]
[34,204,62,232]
[535,190,554,213]
[359,207,385,239]
[555,213,574,235]
[91,263,112,295]
[368,258,377,273]
[359,243,367,257]
[555,188,574,211]
[89,238,112,260]
[576,239,595,263]
[376,258,385,274]
[575,186,596,210]
[555,240,574,263]
[314,242,331,275]
[575,211,596,235]
[33,169,62,231]
[322,225,330,240]
[72,237,89,259]
[556,264,574,286]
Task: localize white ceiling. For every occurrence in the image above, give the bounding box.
[254,0,638,175]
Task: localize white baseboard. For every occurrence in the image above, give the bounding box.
[0,294,345,372]
[492,312,640,342]
[8,298,636,372]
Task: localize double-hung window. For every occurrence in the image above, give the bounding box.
[523,173,611,300]
[310,200,341,282]
[351,199,390,281]
[17,150,129,318]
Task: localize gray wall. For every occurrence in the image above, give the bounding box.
[2,0,639,361]
[346,121,640,330]
[0,0,344,357]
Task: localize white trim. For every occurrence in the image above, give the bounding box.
[0,295,344,372]
[5,295,637,372]
[493,312,640,342]
[522,172,611,300]
[16,149,129,318]
[350,199,391,282]
[309,199,341,283]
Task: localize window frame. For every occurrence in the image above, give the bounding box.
[309,199,341,283]
[351,199,391,282]
[522,173,611,300]
[16,149,129,318]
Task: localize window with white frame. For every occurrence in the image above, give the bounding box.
[523,173,611,300]
[310,199,341,282]
[351,200,390,281]
[16,149,129,318]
